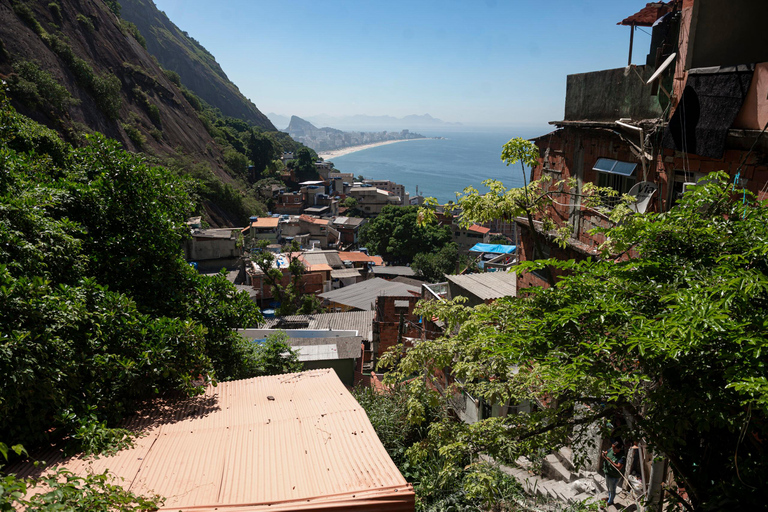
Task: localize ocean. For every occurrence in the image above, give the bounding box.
[327,127,550,204]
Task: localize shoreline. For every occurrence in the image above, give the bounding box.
[317,138,430,160]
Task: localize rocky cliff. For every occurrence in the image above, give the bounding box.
[119,0,274,130]
[0,0,290,226]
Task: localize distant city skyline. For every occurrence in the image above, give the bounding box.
[153,0,652,127]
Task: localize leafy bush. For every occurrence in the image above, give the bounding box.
[76,13,94,33]
[223,145,248,175]
[48,2,62,24]
[182,86,203,111]
[2,467,164,511]
[40,33,122,118]
[163,68,182,87]
[104,0,121,18]
[121,20,147,48]
[132,86,162,127]
[9,60,77,112]
[0,91,262,450]
[121,121,146,148]
[13,2,45,36]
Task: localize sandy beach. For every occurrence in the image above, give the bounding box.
[317,138,425,160]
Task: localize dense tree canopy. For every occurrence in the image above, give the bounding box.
[386,172,768,510]
[412,242,460,282]
[359,205,452,265]
[0,91,263,451]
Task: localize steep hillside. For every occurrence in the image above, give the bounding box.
[119,0,274,130]
[0,0,294,227]
[0,0,216,163]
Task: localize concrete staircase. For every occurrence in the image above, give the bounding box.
[482,448,639,511]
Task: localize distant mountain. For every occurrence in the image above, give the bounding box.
[271,113,460,132]
[286,116,425,153]
[120,0,274,129]
[267,112,290,130]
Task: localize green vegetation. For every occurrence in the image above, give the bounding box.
[7,60,78,112]
[0,91,266,453]
[1,466,164,511]
[47,2,62,25]
[359,205,452,265]
[131,86,162,127]
[287,147,319,182]
[390,171,768,510]
[121,119,146,148]
[121,20,147,48]
[41,33,122,118]
[352,385,568,511]
[104,0,121,18]
[251,241,324,316]
[412,242,460,283]
[245,332,302,377]
[76,13,94,33]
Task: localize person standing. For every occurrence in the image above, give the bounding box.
[602,441,626,506]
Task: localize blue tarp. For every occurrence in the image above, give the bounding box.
[469,243,517,254]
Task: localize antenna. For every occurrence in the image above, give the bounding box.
[646,52,676,84]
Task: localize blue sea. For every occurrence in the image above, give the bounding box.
[327,127,550,204]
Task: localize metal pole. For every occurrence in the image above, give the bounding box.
[628,24,635,66]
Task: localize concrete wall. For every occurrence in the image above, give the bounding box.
[186,236,239,261]
[302,359,355,387]
[564,65,663,121]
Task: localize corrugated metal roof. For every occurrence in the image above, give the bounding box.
[338,251,377,263]
[467,224,491,234]
[251,217,280,228]
[288,336,363,360]
[302,251,344,269]
[16,370,414,512]
[260,311,375,339]
[331,268,362,279]
[319,278,420,311]
[446,272,517,300]
[370,266,415,277]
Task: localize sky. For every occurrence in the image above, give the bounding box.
[153,0,654,128]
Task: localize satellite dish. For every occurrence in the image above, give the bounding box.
[647,53,677,84]
[627,181,658,213]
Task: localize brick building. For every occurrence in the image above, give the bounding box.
[517,0,768,288]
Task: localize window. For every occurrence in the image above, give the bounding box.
[594,158,638,206]
[531,242,551,282]
[671,170,706,206]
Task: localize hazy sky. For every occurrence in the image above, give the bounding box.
[153,0,651,127]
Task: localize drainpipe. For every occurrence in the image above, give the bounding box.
[628,23,635,66]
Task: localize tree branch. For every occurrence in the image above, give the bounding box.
[515,407,612,442]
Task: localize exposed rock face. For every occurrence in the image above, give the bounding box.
[0,0,222,172]
[286,115,425,153]
[120,0,274,130]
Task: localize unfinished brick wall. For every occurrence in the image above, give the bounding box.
[372,295,422,364]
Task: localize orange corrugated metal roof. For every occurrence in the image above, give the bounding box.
[370,256,384,266]
[468,224,490,234]
[338,252,376,263]
[16,370,414,512]
[300,214,329,225]
[307,263,334,272]
[252,217,280,228]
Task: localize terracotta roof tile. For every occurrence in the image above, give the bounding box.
[618,1,674,27]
